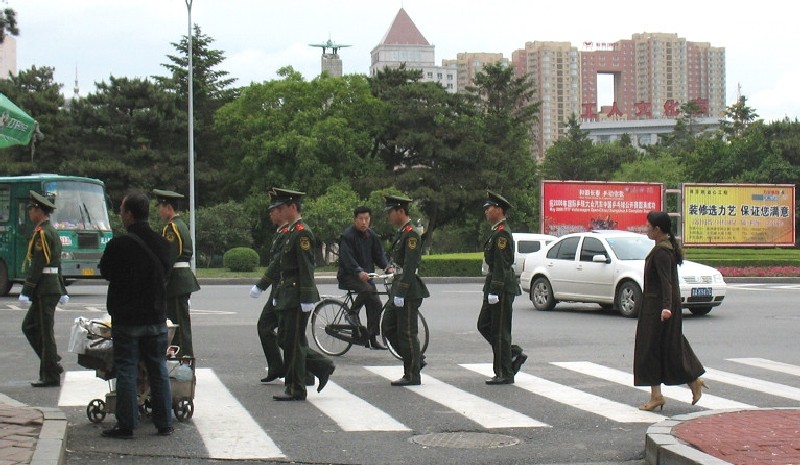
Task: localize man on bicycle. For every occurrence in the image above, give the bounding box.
[336,206,393,350]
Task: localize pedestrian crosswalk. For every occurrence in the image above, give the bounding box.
[58,357,800,461]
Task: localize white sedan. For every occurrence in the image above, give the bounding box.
[481,233,557,277]
[519,230,726,317]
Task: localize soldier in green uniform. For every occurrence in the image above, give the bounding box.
[268,188,335,401]
[477,190,526,385]
[250,193,289,383]
[20,191,67,387]
[382,194,429,386]
[153,189,200,357]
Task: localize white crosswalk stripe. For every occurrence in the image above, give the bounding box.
[308,380,410,431]
[552,361,755,409]
[702,368,800,401]
[193,369,285,459]
[364,365,548,428]
[461,363,666,423]
[729,358,800,377]
[57,358,800,461]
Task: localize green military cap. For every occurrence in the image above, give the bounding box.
[483,190,512,211]
[384,194,413,212]
[269,187,305,209]
[152,189,185,205]
[28,190,56,211]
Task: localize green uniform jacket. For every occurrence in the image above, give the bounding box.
[275,219,320,309]
[22,220,65,297]
[388,222,430,300]
[483,219,521,296]
[162,215,201,297]
[256,224,289,290]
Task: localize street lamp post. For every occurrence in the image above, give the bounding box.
[185,0,196,271]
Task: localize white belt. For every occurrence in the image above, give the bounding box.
[42,267,59,274]
[173,262,190,269]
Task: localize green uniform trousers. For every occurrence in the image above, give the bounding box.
[477,293,519,379]
[382,298,422,382]
[279,306,333,398]
[167,294,193,357]
[257,291,284,377]
[22,294,62,384]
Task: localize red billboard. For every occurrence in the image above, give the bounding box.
[541,181,663,236]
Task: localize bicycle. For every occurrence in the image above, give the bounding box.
[310,274,429,360]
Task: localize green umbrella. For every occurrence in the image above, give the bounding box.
[0,92,36,148]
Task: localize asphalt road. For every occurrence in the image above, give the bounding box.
[1,280,798,465]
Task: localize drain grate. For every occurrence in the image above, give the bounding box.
[410,432,520,449]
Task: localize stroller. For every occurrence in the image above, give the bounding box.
[69,317,196,423]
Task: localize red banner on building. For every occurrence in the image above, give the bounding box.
[541,181,663,236]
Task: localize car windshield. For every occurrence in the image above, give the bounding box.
[45,180,111,231]
[605,236,653,260]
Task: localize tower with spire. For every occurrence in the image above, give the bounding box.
[370,8,457,92]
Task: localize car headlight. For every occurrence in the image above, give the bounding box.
[713,272,725,284]
[61,252,74,261]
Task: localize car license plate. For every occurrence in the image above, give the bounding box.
[691,287,712,297]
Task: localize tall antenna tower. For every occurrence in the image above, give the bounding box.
[73,65,80,99]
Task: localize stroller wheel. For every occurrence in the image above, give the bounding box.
[173,398,194,422]
[87,399,107,423]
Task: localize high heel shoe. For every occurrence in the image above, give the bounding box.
[689,378,709,405]
[638,396,666,411]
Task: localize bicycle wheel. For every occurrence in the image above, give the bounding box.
[311,299,352,356]
[380,308,429,361]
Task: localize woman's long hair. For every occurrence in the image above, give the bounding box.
[647,211,683,265]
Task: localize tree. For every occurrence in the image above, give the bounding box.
[369,65,486,252]
[195,201,253,267]
[154,24,238,205]
[0,66,68,174]
[64,76,185,202]
[303,182,361,264]
[0,8,18,43]
[720,95,759,138]
[539,115,596,180]
[466,63,540,230]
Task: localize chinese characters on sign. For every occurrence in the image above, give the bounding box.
[541,181,663,236]
[682,184,795,246]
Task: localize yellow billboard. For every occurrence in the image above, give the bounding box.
[682,183,795,246]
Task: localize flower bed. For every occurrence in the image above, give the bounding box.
[717,266,800,278]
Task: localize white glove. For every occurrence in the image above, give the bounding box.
[487,294,500,305]
[300,302,314,313]
[19,294,31,304]
[393,296,405,307]
[249,285,263,299]
[59,295,70,305]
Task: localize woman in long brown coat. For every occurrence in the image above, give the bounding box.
[634,211,707,411]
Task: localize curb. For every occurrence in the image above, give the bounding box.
[31,407,67,465]
[645,409,735,465]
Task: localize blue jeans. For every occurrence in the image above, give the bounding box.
[111,324,173,431]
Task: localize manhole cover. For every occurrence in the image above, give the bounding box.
[410,432,520,449]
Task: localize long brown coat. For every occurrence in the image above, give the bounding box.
[633,240,704,386]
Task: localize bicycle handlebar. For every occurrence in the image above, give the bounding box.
[367,273,394,280]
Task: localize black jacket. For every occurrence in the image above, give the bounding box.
[100,222,173,326]
[336,225,388,283]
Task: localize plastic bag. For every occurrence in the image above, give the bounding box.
[67,317,90,354]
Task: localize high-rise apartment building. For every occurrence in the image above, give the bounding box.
[370,8,457,92]
[512,41,581,159]
[442,53,508,92]
[511,32,725,158]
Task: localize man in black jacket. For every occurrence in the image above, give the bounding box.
[99,191,175,439]
[336,206,392,350]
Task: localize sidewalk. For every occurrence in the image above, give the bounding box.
[646,408,800,465]
[0,395,67,465]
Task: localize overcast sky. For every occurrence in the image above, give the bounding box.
[11,0,800,121]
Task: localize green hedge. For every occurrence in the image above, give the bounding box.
[223,247,260,272]
[419,253,483,277]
